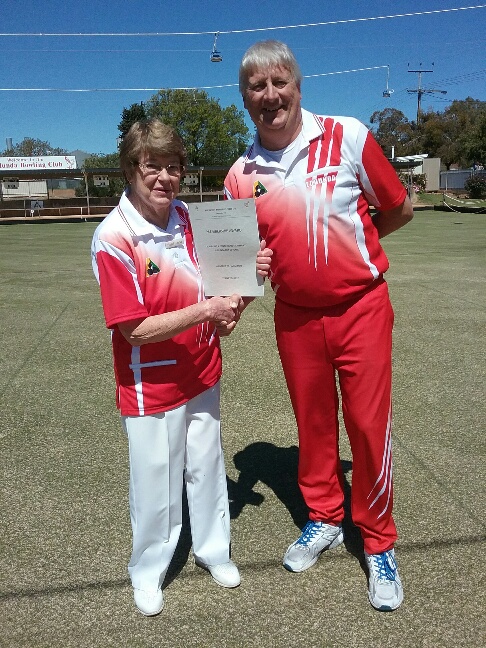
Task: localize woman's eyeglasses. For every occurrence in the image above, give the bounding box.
[136,162,183,178]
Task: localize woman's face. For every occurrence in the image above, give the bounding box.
[127,153,182,227]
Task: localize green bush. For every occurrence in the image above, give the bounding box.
[464,174,486,198]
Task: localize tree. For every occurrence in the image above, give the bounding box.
[371,99,486,168]
[420,98,486,168]
[143,89,250,167]
[419,110,458,170]
[2,137,67,156]
[118,102,147,141]
[465,113,486,166]
[455,100,486,167]
[83,152,120,168]
[369,108,415,157]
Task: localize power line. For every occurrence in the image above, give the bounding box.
[0,65,391,93]
[0,5,485,37]
[435,69,486,86]
[304,65,389,79]
[0,86,236,92]
[5,39,486,54]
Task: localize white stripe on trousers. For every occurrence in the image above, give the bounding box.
[121,382,231,592]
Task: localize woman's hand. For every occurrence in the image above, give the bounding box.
[211,293,245,337]
[205,293,243,326]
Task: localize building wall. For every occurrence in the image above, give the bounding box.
[422,158,441,192]
[1,180,47,197]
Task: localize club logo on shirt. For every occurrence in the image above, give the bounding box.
[146,258,160,277]
[253,180,268,198]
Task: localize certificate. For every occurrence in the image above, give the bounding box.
[189,199,264,297]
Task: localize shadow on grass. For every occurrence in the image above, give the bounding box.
[164,442,365,588]
[227,441,364,561]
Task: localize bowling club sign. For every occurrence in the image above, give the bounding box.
[0,156,77,171]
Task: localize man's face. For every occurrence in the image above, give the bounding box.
[243,65,302,148]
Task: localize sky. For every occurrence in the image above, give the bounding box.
[1,0,485,156]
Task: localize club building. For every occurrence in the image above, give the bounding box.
[0,153,228,220]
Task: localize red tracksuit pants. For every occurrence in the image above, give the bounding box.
[274,279,398,554]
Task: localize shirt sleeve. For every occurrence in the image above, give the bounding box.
[224,159,245,200]
[93,238,149,329]
[357,129,407,211]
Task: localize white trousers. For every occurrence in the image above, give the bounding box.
[121,382,231,593]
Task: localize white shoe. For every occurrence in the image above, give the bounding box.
[365,549,403,611]
[133,588,164,616]
[283,521,344,572]
[195,559,241,588]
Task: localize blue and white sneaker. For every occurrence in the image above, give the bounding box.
[283,521,344,572]
[365,549,403,611]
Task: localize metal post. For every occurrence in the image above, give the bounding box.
[84,171,91,217]
[199,167,204,202]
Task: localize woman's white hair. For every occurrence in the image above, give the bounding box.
[239,40,302,95]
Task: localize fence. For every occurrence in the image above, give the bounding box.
[440,169,486,190]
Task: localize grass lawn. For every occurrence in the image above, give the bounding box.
[0,211,484,647]
[417,191,486,210]
[416,192,444,206]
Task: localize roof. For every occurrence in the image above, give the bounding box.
[0,166,230,181]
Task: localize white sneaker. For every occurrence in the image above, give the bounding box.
[365,549,403,611]
[283,521,344,572]
[195,559,241,588]
[133,588,164,616]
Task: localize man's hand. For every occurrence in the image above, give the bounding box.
[215,321,238,337]
[256,239,273,277]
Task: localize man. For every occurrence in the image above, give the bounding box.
[224,40,413,612]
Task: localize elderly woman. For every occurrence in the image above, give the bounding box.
[91,119,271,616]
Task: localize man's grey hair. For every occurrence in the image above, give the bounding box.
[239,40,303,95]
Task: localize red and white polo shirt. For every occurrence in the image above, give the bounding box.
[224,108,407,308]
[91,192,221,416]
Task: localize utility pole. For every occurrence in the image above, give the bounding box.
[407,64,447,125]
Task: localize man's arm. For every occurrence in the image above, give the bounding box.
[372,196,413,239]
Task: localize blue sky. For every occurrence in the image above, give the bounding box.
[1,0,485,156]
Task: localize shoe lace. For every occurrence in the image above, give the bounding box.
[296,521,322,547]
[371,552,397,582]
